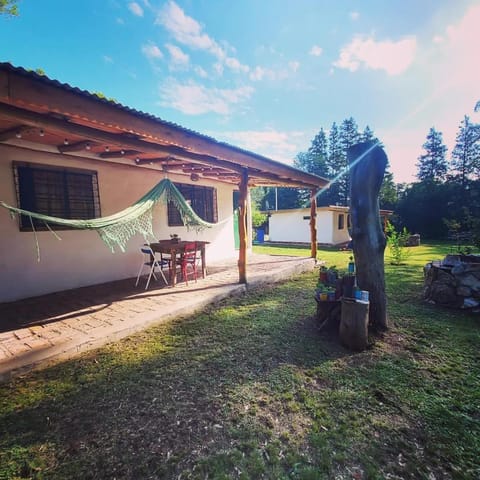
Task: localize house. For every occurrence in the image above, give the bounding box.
[0,63,327,303]
[267,206,393,246]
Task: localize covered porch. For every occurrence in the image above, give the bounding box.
[0,253,315,380]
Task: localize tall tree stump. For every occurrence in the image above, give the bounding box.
[339,298,369,350]
[348,141,388,331]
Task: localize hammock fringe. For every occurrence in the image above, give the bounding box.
[0,178,225,255]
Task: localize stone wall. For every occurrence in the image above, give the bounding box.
[423,254,480,312]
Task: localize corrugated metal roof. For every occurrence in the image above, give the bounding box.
[0,62,327,184]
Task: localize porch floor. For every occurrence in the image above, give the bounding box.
[0,254,315,381]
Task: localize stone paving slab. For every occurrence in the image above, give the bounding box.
[0,254,315,381]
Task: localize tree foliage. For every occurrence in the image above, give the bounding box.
[0,0,18,16]
[450,115,480,188]
[416,127,448,182]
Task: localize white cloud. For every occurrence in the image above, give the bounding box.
[116,17,125,25]
[165,43,189,68]
[194,66,208,78]
[141,42,163,60]
[103,55,114,63]
[225,56,249,73]
[432,35,444,44]
[128,2,143,17]
[156,1,223,55]
[159,79,254,115]
[333,35,417,75]
[211,129,309,164]
[213,62,224,76]
[309,45,323,57]
[350,11,360,21]
[156,1,249,74]
[289,61,300,73]
[249,66,266,81]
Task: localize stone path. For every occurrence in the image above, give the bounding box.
[0,254,315,381]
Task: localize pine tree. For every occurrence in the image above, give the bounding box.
[451,116,480,188]
[416,127,448,182]
[361,125,374,142]
[339,117,360,204]
[326,122,343,205]
[307,128,329,178]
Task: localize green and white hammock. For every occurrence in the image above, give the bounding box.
[1,178,218,258]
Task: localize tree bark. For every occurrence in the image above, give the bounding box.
[348,141,388,331]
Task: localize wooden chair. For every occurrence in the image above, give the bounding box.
[180,241,199,285]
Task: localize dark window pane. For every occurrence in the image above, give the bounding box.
[168,183,217,226]
[13,162,100,231]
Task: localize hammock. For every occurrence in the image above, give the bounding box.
[0,178,218,257]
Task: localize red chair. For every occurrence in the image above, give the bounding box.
[180,241,199,285]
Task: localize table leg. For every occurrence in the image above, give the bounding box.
[171,248,177,286]
[201,245,206,278]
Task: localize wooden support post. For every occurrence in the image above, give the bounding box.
[310,189,317,260]
[238,168,249,284]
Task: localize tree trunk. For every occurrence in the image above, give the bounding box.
[348,141,388,331]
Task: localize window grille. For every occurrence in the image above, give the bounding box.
[168,183,217,226]
[13,162,101,231]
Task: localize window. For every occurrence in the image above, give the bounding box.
[13,162,101,231]
[338,213,345,230]
[168,182,217,226]
[347,214,351,229]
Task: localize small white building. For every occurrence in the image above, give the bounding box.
[267,206,392,246]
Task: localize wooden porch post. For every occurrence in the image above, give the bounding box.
[310,189,317,260]
[238,168,249,284]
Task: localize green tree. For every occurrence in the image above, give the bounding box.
[416,127,448,182]
[339,117,360,204]
[0,0,18,16]
[379,168,397,210]
[451,116,480,188]
[326,122,343,205]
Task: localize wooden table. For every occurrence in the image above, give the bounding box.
[149,240,209,287]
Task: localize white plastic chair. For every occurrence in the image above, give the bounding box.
[135,245,169,290]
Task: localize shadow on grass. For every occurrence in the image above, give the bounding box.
[0,277,352,479]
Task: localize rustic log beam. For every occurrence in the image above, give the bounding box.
[310,189,317,259]
[57,140,92,153]
[348,141,388,331]
[0,97,324,188]
[238,168,249,284]
[99,149,139,158]
[0,125,34,141]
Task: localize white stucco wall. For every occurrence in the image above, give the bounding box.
[268,208,350,245]
[0,144,238,302]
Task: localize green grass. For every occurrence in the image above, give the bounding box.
[1,243,479,479]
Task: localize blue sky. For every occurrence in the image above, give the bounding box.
[1,0,479,182]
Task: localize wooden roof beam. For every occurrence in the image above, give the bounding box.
[57,140,93,153]
[0,124,35,141]
[99,149,139,158]
[0,102,321,188]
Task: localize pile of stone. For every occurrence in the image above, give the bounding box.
[424,254,480,312]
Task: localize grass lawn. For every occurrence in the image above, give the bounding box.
[1,243,479,479]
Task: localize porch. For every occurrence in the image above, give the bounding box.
[0,253,315,381]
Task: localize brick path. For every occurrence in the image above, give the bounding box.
[0,254,315,381]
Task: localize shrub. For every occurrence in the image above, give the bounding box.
[385,221,411,265]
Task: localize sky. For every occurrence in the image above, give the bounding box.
[1,0,480,183]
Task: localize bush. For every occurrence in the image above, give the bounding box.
[385,221,411,265]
